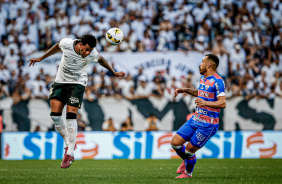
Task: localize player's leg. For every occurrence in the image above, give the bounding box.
[171,117,195,159]
[65,105,79,157]
[177,123,218,178]
[50,99,70,147]
[61,105,79,169]
[61,84,85,168]
[171,118,195,175]
[171,134,188,160]
[49,84,69,148]
[175,141,199,178]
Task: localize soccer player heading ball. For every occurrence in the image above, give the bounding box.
[27,34,126,168]
[172,54,226,178]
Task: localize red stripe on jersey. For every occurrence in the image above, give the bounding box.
[214,73,223,80]
[199,106,221,113]
[198,90,215,99]
[204,79,215,87]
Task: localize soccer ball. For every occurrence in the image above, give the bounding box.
[106,28,124,45]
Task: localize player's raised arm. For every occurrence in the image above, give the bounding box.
[26,43,61,67]
[174,88,198,97]
[97,55,126,78]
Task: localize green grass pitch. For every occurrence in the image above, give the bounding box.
[0,159,281,184]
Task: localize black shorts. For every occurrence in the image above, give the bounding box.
[49,83,85,108]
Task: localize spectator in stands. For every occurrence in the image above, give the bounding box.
[133,66,145,89]
[212,35,227,55]
[145,113,160,131]
[102,117,118,132]
[124,86,137,100]
[216,48,229,81]
[0,64,11,84]
[229,44,246,77]
[94,71,111,97]
[18,27,32,44]
[3,48,19,74]
[135,75,152,98]
[0,38,10,60]
[120,116,133,131]
[52,26,66,43]
[20,39,37,57]
[118,74,134,97]
[275,80,282,98]
[194,35,208,53]
[142,29,155,52]
[164,77,182,102]
[77,113,86,131]
[223,32,237,54]
[0,81,9,99]
[32,75,48,99]
[84,87,97,102]
[261,59,273,81]
[7,70,17,95]
[38,68,45,81]
[151,77,164,98]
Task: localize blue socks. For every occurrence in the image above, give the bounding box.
[171,145,187,160]
[184,154,197,173]
[171,144,197,173]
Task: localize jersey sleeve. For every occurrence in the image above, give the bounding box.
[91,48,99,63]
[59,38,73,51]
[215,79,225,97]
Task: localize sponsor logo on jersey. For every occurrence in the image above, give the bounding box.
[196,108,208,115]
[200,91,209,98]
[192,115,206,123]
[70,96,79,104]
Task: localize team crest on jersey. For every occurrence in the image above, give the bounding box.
[82,60,89,66]
[196,132,205,141]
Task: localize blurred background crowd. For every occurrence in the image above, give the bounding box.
[0,0,282,117]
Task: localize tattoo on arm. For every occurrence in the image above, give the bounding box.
[183,88,198,97]
[98,56,115,74]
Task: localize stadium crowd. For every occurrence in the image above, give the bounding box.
[0,0,282,107]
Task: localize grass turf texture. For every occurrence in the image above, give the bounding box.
[0,159,281,184]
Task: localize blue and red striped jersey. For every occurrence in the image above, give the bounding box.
[194,73,225,124]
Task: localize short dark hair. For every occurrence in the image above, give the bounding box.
[81,34,96,48]
[205,54,219,68]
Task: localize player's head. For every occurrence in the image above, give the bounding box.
[79,34,96,58]
[199,54,219,75]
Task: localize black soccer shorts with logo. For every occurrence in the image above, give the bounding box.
[49,83,85,108]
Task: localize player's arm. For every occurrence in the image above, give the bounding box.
[26,43,61,67]
[174,88,198,97]
[195,96,226,109]
[97,55,126,78]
